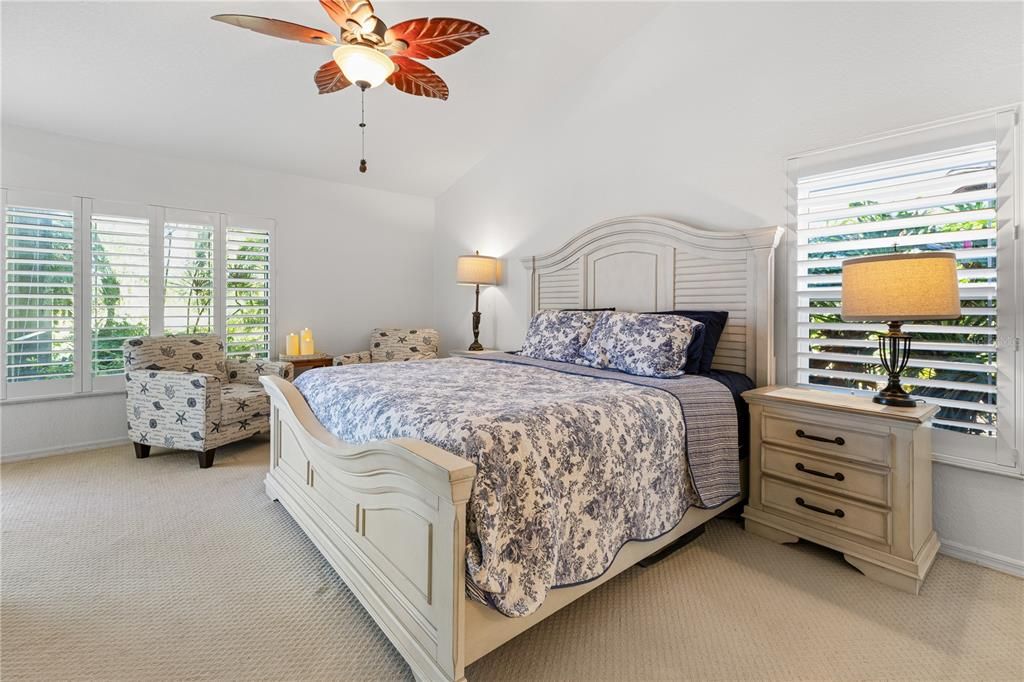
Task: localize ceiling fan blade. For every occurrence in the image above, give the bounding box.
[314,60,352,94]
[211,15,337,45]
[385,18,489,59]
[319,0,376,30]
[387,57,449,101]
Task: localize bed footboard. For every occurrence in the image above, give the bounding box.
[260,376,477,682]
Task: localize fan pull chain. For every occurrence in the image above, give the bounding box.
[358,84,368,173]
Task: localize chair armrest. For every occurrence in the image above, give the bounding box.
[334,351,372,366]
[125,370,222,449]
[226,358,294,384]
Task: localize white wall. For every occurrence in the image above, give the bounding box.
[433,3,1024,569]
[1,125,435,458]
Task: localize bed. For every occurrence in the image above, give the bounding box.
[260,216,782,681]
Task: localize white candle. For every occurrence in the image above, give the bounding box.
[286,332,299,356]
[300,328,315,355]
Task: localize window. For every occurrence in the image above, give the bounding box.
[91,207,150,377]
[225,226,272,360]
[163,217,216,336]
[789,108,1019,472]
[0,193,275,400]
[4,201,76,386]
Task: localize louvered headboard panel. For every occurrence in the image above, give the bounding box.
[522,216,782,386]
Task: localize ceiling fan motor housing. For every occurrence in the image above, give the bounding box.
[342,16,388,46]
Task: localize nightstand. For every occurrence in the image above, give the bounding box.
[279,353,332,377]
[741,386,940,594]
[448,349,498,358]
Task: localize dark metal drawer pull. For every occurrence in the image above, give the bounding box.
[795,429,845,446]
[795,462,845,481]
[795,497,845,518]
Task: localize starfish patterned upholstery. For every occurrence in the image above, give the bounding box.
[333,328,439,366]
[123,335,293,467]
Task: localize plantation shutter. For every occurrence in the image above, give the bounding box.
[794,137,1017,467]
[3,192,77,396]
[90,202,150,377]
[162,211,216,336]
[224,225,272,359]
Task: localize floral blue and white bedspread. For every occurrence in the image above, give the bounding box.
[293,353,740,617]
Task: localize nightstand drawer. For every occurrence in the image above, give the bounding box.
[762,412,891,466]
[761,477,891,547]
[762,445,890,506]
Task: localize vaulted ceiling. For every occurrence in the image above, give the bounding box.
[2,1,659,197]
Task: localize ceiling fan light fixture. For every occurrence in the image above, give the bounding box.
[332,45,395,88]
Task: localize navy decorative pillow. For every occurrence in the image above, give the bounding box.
[580,312,703,378]
[646,310,729,374]
[520,309,603,363]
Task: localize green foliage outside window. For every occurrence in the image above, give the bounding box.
[806,190,997,436]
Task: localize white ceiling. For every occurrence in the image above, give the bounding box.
[2,1,659,197]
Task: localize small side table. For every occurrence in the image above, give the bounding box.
[448,349,497,358]
[742,385,940,594]
[280,353,332,377]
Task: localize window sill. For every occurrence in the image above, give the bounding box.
[0,389,126,406]
[933,450,1023,479]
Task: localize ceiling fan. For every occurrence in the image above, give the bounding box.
[212,0,489,172]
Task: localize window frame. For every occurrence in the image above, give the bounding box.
[784,106,1022,477]
[224,216,276,361]
[87,198,154,393]
[0,194,276,403]
[1,189,82,400]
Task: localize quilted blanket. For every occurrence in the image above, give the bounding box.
[293,354,739,617]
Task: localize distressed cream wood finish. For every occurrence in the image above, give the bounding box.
[261,217,781,681]
[743,386,941,594]
[520,216,783,386]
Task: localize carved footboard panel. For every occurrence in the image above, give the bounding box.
[260,376,476,682]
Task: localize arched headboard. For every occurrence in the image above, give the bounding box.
[520,216,783,386]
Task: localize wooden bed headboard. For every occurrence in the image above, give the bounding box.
[520,216,783,386]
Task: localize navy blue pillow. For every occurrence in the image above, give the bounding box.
[644,310,729,374]
[682,323,706,374]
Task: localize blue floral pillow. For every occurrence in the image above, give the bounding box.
[580,312,703,378]
[520,309,603,363]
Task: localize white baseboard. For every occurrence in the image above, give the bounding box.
[1,437,130,463]
[940,540,1024,578]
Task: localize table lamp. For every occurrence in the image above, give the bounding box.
[456,251,498,351]
[841,252,961,407]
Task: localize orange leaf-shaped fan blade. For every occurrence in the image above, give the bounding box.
[320,0,376,29]
[385,18,489,59]
[314,60,352,94]
[387,57,449,100]
[211,15,337,45]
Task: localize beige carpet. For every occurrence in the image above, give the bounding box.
[2,441,1021,681]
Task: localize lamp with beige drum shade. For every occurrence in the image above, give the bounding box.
[456,251,498,351]
[841,252,961,407]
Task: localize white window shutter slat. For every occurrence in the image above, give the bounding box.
[90,209,150,377]
[4,202,76,387]
[224,226,272,360]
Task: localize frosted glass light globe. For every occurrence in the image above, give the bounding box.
[332,45,396,88]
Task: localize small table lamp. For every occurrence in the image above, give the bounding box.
[456,251,498,351]
[841,252,961,407]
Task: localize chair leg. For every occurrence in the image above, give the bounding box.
[197,449,216,469]
[133,442,151,459]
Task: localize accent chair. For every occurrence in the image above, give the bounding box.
[123,335,293,468]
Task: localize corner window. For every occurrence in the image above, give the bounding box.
[788,108,1019,472]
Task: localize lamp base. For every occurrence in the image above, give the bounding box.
[872,389,918,408]
[469,306,483,352]
[874,322,918,408]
